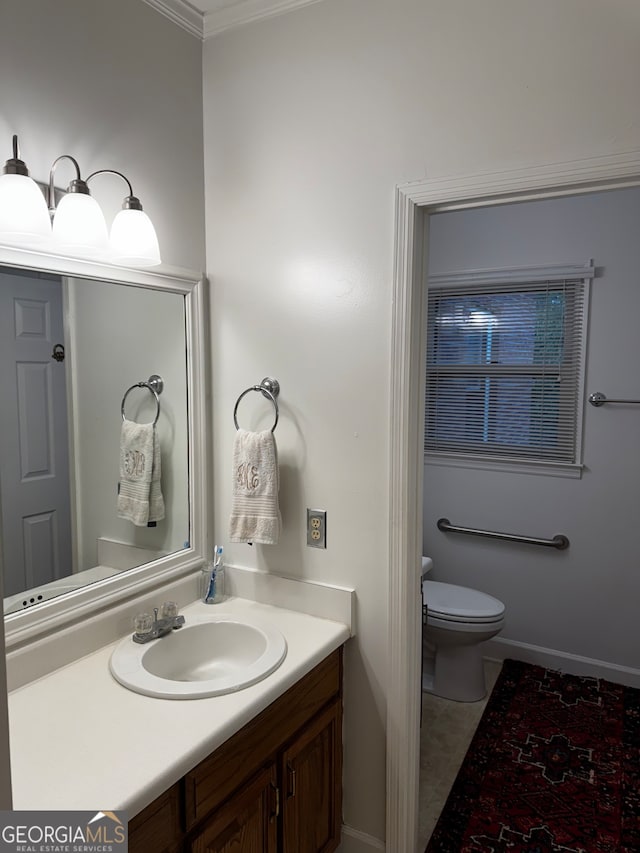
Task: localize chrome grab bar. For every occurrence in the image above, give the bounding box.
[437,518,569,550]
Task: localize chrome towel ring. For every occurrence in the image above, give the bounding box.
[121,374,164,426]
[233,377,280,432]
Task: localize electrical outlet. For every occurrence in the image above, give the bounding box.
[307,509,327,549]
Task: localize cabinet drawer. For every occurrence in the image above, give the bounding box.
[129,783,182,853]
[184,648,342,829]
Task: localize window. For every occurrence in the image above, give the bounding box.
[425,265,592,471]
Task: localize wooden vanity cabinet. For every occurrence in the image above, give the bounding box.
[129,648,343,853]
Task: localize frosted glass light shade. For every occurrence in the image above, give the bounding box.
[52,191,109,258]
[0,173,52,246]
[110,208,161,267]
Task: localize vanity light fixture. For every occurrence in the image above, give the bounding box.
[48,154,110,259]
[0,134,161,267]
[0,135,52,246]
[85,169,161,267]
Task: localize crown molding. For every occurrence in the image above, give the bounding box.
[140,0,205,39]
[203,0,326,39]
[142,0,328,40]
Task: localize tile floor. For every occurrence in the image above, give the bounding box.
[418,659,503,851]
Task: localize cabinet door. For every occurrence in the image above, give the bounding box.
[281,698,342,853]
[129,784,182,853]
[189,763,278,853]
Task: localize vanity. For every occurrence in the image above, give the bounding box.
[8,596,350,853]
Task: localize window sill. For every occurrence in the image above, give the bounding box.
[424,452,584,479]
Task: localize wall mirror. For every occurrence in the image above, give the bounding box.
[0,244,207,650]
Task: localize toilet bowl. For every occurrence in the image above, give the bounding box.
[421,557,505,702]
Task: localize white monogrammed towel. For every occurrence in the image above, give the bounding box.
[117,419,165,527]
[229,429,280,544]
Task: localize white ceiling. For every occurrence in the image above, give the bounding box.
[142,0,326,40]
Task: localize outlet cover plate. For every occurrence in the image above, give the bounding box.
[307,509,326,549]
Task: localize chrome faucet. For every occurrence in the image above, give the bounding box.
[132,602,185,644]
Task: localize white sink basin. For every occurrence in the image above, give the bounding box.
[109,614,287,699]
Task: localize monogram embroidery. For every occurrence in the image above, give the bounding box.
[237,462,260,491]
[124,449,146,477]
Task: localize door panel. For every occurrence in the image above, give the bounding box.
[22,512,58,589]
[17,361,54,478]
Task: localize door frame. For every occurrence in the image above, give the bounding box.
[387,149,640,852]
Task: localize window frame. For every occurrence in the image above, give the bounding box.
[424,262,594,478]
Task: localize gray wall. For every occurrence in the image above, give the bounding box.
[425,187,640,674]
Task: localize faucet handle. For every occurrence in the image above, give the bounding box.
[161,601,179,620]
[134,612,153,638]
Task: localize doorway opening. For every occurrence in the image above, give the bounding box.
[419,185,640,847]
[387,153,640,853]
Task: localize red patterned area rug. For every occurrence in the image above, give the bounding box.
[425,658,640,852]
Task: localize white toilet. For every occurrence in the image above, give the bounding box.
[421,556,505,702]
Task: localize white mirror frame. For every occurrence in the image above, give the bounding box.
[0,243,208,652]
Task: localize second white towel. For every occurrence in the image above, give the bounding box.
[229,429,280,545]
[117,418,165,527]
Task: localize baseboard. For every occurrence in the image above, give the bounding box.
[339,825,386,852]
[485,637,640,688]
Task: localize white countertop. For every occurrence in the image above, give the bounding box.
[8,596,350,817]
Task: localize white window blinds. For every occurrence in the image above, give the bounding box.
[425,270,591,464]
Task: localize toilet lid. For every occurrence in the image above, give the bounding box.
[422,580,505,623]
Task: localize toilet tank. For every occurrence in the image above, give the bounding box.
[422,556,433,578]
